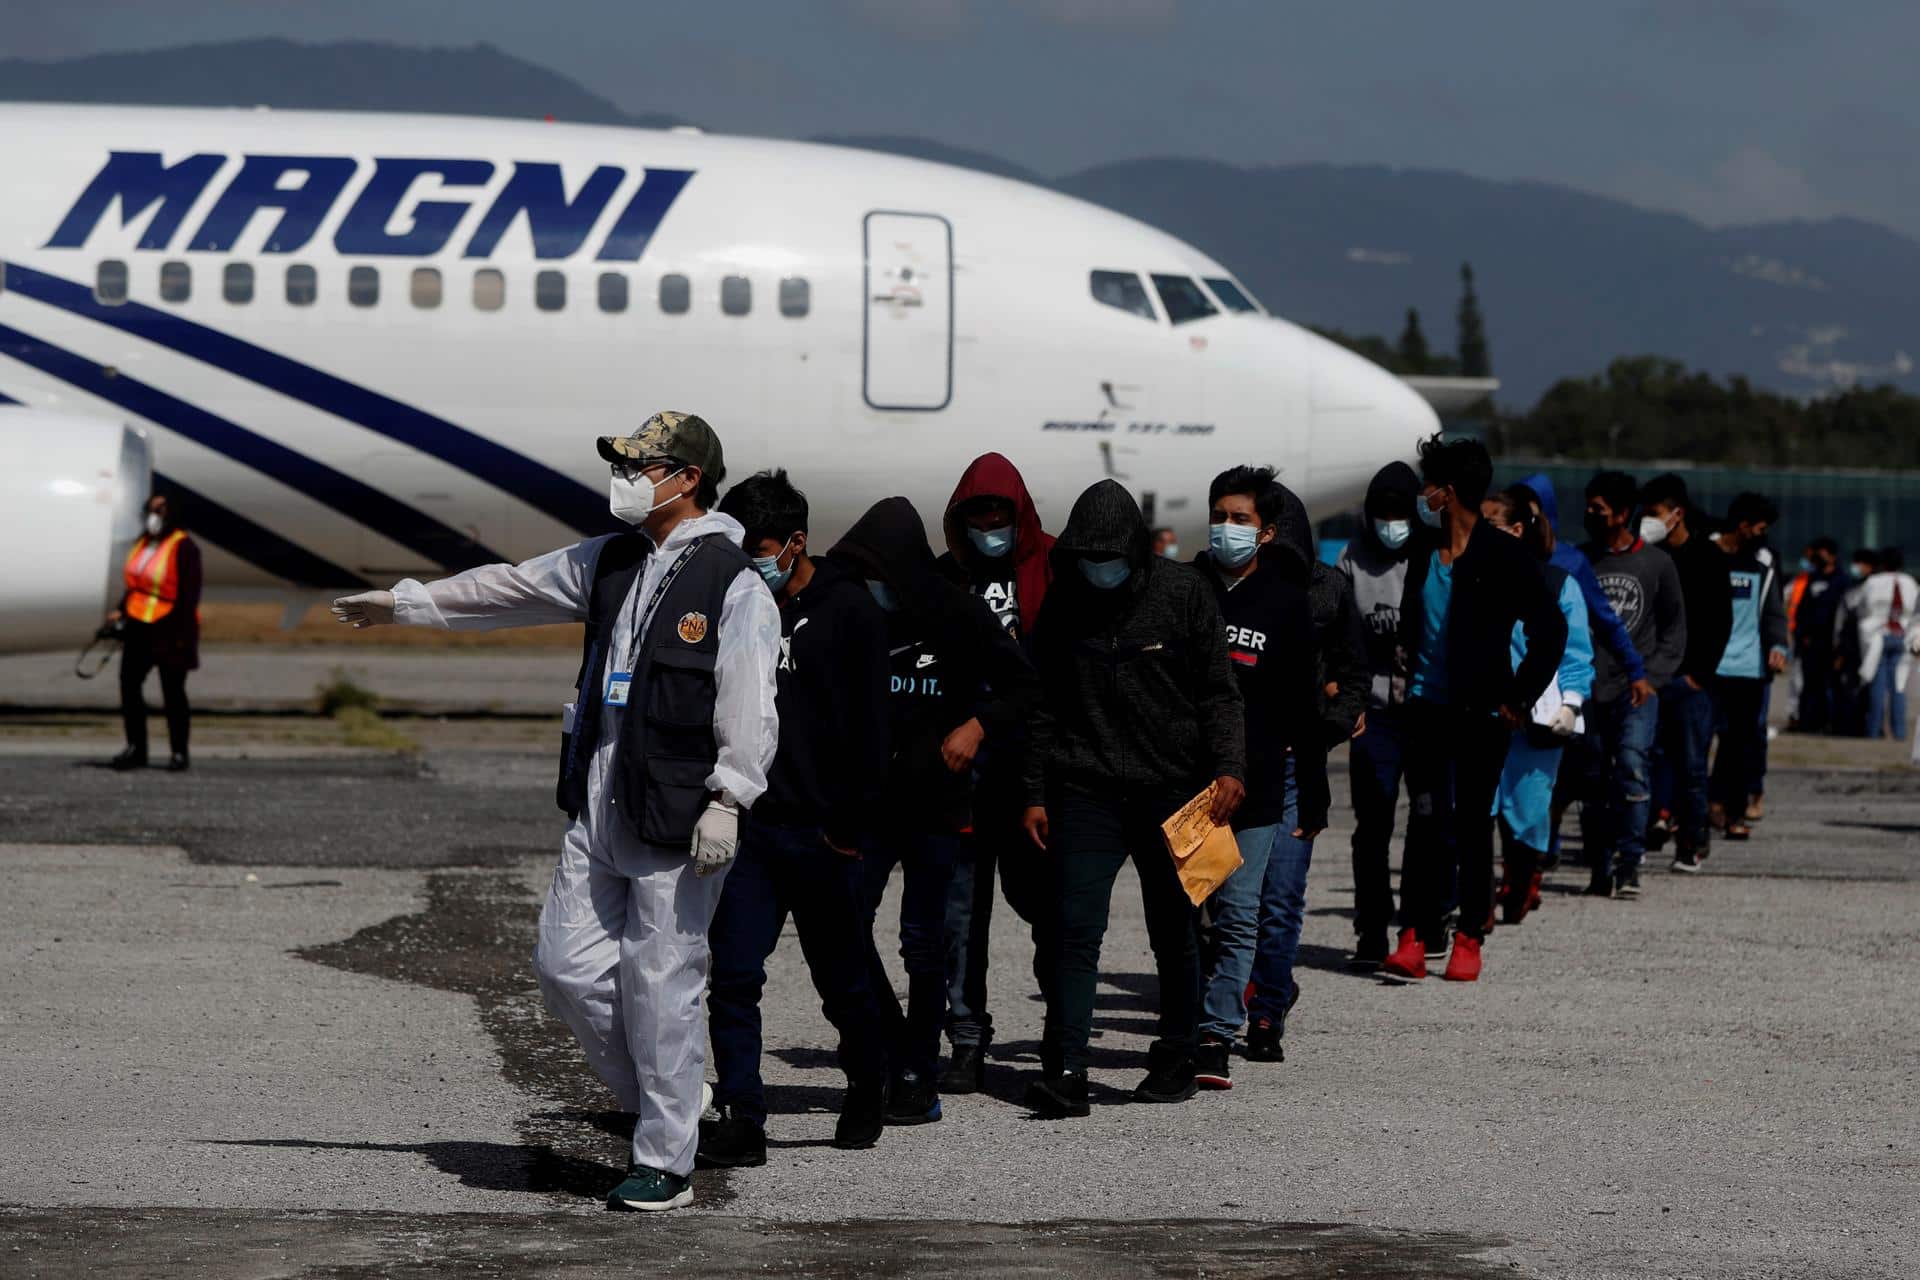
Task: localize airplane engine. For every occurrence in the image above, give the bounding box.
[0,408,152,654]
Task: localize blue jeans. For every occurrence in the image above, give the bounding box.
[1200,760,1312,1041]
[1347,706,1407,938]
[1868,648,1907,741]
[943,814,1042,1049]
[1657,679,1716,848]
[1578,693,1659,874]
[862,829,960,1083]
[709,816,888,1126]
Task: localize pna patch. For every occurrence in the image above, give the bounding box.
[677,611,709,644]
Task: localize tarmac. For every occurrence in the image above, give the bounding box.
[2,646,1917,1279]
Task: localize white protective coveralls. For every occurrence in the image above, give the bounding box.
[392,509,780,1175]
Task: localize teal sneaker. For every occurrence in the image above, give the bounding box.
[605,1164,693,1212]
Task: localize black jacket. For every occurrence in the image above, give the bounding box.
[1660,534,1734,688]
[751,557,890,850]
[1024,480,1245,807]
[1273,488,1367,745]
[1395,518,1569,716]
[828,497,1039,833]
[1195,544,1331,833]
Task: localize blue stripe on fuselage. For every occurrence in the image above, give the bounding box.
[0,320,503,570]
[2,262,618,537]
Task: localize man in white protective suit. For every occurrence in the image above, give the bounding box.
[332,411,780,1212]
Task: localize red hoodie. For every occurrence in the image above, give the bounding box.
[939,452,1055,635]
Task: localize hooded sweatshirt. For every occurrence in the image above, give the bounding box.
[752,556,891,849]
[1194,510,1331,833]
[828,497,1039,833]
[1274,486,1368,745]
[936,452,1055,644]
[1517,473,1646,684]
[1023,480,1245,807]
[1338,461,1424,708]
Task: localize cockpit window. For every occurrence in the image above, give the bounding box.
[1090,270,1156,322]
[1205,277,1259,314]
[1152,274,1218,325]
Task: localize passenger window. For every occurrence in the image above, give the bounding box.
[286,264,317,306]
[1204,277,1259,313]
[159,261,191,304]
[779,277,810,318]
[348,266,379,308]
[95,260,129,305]
[536,270,567,313]
[598,273,629,314]
[411,267,442,309]
[721,275,751,316]
[1152,274,1218,325]
[473,268,505,312]
[224,263,254,305]
[660,273,690,314]
[1090,270,1155,322]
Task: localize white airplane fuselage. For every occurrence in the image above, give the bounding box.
[0,104,1435,650]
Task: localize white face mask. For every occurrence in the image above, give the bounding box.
[144,512,164,537]
[1638,514,1671,546]
[608,467,685,526]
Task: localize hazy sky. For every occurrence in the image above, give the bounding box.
[11,0,1920,237]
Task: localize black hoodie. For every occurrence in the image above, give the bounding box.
[1023,480,1245,808]
[1273,487,1368,746]
[1194,524,1331,833]
[751,556,891,849]
[828,497,1040,833]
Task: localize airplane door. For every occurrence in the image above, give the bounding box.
[863,211,953,411]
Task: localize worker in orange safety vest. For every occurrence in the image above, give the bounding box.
[110,492,202,772]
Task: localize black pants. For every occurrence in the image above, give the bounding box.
[1400,702,1512,942]
[708,815,888,1127]
[943,809,1043,1049]
[1711,677,1768,825]
[120,631,190,757]
[1348,705,1409,938]
[862,828,961,1083]
[1035,788,1200,1076]
[1796,643,1835,733]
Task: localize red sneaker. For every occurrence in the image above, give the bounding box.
[1379,928,1427,983]
[1442,934,1483,983]
[1525,868,1544,915]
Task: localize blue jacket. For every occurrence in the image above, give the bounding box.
[1518,472,1646,684]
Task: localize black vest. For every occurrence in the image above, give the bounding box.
[557,530,750,848]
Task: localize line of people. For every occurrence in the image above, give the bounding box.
[326,413,1808,1213]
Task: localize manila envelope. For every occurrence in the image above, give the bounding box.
[1161,784,1245,907]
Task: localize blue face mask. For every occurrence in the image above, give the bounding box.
[1374,518,1411,550]
[1850,563,1870,581]
[867,579,899,612]
[1079,557,1131,590]
[1798,556,1815,576]
[1417,488,1446,529]
[967,525,1015,559]
[752,538,795,593]
[1209,521,1262,568]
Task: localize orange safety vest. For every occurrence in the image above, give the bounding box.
[124,529,188,623]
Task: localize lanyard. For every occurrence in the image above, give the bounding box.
[623,538,705,667]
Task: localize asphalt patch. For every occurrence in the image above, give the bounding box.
[0,1206,1517,1278]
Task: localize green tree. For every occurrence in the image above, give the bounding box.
[1396,308,1430,372]
[1457,262,1491,377]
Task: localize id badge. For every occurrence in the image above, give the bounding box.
[605,671,633,707]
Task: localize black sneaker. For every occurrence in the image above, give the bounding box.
[833,1078,885,1150]
[110,746,147,771]
[1134,1044,1198,1104]
[1245,1019,1285,1063]
[1024,1071,1090,1118]
[1585,868,1615,897]
[1194,1039,1232,1090]
[694,1107,766,1169]
[1670,844,1705,874]
[1350,929,1388,971]
[938,1042,987,1095]
[1615,866,1642,898]
[1648,812,1672,852]
[882,1072,942,1126]
[166,752,190,773]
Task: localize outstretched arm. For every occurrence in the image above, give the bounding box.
[336,537,611,631]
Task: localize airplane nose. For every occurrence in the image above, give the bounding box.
[1308,334,1440,507]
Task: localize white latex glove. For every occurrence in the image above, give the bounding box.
[1549,703,1579,737]
[331,590,396,628]
[691,800,739,876]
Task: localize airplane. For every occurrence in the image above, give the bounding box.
[0,103,1438,653]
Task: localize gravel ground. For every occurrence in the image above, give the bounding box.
[1,727,1915,1279]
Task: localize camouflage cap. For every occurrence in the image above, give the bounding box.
[597,411,725,478]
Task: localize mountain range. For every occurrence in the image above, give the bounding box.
[4,39,1913,406]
